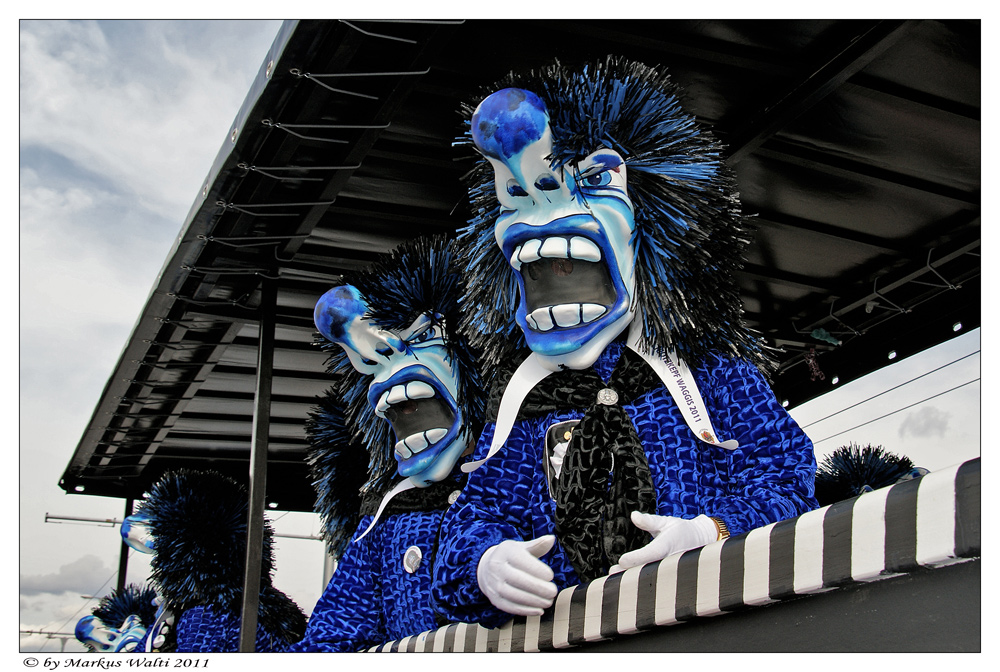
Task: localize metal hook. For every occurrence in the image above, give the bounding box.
[872,275,910,314]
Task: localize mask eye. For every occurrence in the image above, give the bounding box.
[506,179,529,197]
[581,170,612,188]
[409,324,444,345]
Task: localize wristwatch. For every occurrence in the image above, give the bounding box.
[710,516,730,541]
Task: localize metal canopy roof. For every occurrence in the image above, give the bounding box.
[59,19,980,513]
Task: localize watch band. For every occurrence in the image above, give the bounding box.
[710,516,730,540]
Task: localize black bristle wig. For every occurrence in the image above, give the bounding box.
[320,234,485,496]
[814,443,917,506]
[304,390,369,558]
[91,583,159,631]
[455,55,772,374]
[136,469,275,614]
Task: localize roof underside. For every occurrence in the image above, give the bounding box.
[60,19,980,512]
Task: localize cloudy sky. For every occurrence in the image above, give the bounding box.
[18,20,297,653]
[18,17,982,655]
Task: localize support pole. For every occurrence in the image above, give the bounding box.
[238,277,276,652]
[116,498,134,593]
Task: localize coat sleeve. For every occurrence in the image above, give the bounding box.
[288,517,385,652]
[431,421,545,629]
[698,355,819,536]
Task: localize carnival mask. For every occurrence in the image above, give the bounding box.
[472,88,637,370]
[75,614,147,653]
[315,288,468,486]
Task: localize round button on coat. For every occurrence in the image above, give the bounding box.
[403,545,423,573]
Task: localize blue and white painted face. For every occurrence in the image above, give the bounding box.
[472,88,637,370]
[120,512,155,554]
[315,288,468,486]
[75,614,147,653]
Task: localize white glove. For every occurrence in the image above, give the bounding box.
[477,535,558,616]
[609,512,719,574]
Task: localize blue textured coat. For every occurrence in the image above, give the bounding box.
[432,342,818,628]
[174,605,294,653]
[291,482,463,652]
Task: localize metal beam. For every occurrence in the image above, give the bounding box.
[724,20,916,165]
[239,277,277,652]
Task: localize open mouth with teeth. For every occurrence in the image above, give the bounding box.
[512,235,617,331]
[502,221,629,357]
[369,369,462,477]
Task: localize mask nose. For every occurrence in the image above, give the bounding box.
[372,330,404,360]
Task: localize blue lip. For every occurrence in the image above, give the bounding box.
[499,215,606,262]
[366,364,462,477]
[500,215,631,355]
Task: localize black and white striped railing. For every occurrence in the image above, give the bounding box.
[368,457,980,652]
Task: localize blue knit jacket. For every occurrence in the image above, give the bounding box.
[432,342,818,628]
[290,479,464,652]
[174,605,295,653]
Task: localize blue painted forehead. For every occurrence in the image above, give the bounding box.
[471,88,549,160]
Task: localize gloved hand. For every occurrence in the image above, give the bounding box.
[609,512,719,574]
[477,535,558,616]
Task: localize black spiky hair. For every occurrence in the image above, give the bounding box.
[456,55,772,374]
[135,469,276,615]
[814,443,917,506]
[258,585,308,646]
[91,583,159,631]
[83,583,164,652]
[304,389,369,559]
[321,234,485,495]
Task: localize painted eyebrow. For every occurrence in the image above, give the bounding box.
[579,152,624,174]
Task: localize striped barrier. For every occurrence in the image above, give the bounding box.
[367,457,980,652]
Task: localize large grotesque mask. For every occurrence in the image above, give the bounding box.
[314,236,482,490]
[315,293,465,485]
[472,88,636,370]
[75,614,147,653]
[457,57,772,379]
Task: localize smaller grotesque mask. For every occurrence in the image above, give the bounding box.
[471,88,637,370]
[315,289,468,487]
[75,614,147,653]
[120,512,155,554]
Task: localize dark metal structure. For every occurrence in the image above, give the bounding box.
[60,19,980,517]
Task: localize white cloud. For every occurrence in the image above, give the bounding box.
[20,554,114,596]
[897,406,951,439]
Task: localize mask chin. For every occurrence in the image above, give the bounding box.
[401,433,469,486]
[531,308,635,370]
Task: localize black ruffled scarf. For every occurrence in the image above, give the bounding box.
[359,471,467,517]
[490,345,661,583]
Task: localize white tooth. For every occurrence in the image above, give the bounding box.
[405,432,429,453]
[376,391,391,416]
[526,314,538,330]
[551,304,581,327]
[386,384,408,406]
[405,381,435,400]
[569,236,602,262]
[529,308,555,331]
[394,441,412,459]
[581,303,607,323]
[510,245,523,271]
[425,428,448,444]
[518,239,542,264]
[539,237,568,259]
